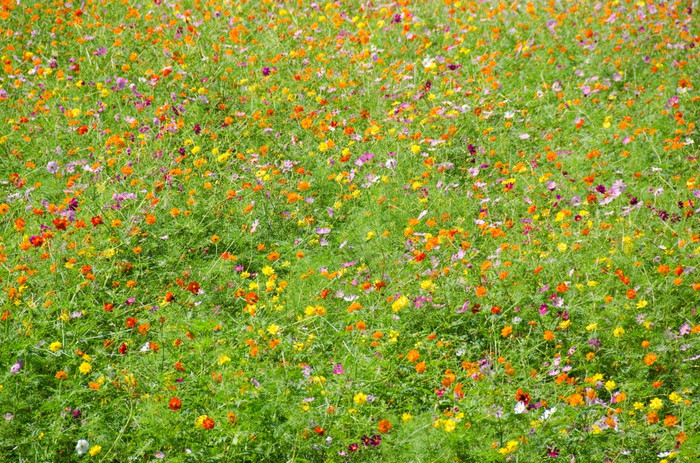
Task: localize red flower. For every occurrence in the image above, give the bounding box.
[203,417,215,429]
[245,292,259,304]
[126,317,138,328]
[53,217,68,231]
[515,388,531,404]
[169,397,182,411]
[118,343,128,355]
[91,216,103,227]
[187,281,200,294]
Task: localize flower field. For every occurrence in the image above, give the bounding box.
[0,0,699,460]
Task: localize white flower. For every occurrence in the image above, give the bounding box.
[76,439,90,455]
[514,401,527,414]
[541,407,557,421]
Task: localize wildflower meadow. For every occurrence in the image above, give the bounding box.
[0,0,698,461]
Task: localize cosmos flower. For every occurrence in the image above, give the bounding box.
[75,439,90,455]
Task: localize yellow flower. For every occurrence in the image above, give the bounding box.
[79,362,92,375]
[353,392,367,405]
[613,327,625,338]
[89,445,102,456]
[402,413,413,422]
[267,324,279,335]
[604,380,616,391]
[498,440,519,455]
[218,355,231,366]
[392,295,409,312]
[669,392,682,404]
[443,419,456,433]
[194,415,208,428]
[649,398,663,410]
[49,341,62,352]
[420,280,435,291]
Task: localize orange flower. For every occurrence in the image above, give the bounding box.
[55,370,67,380]
[626,289,636,299]
[543,330,555,342]
[415,362,426,373]
[501,325,513,337]
[647,412,659,424]
[347,302,362,313]
[406,349,420,363]
[378,419,392,434]
[267,251,280,261]
[644,353,657,366]
[475,286,487,297]
[663,415,678,427]
[568,394,584,407]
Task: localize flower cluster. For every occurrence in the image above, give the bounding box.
[0,0,697,460]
